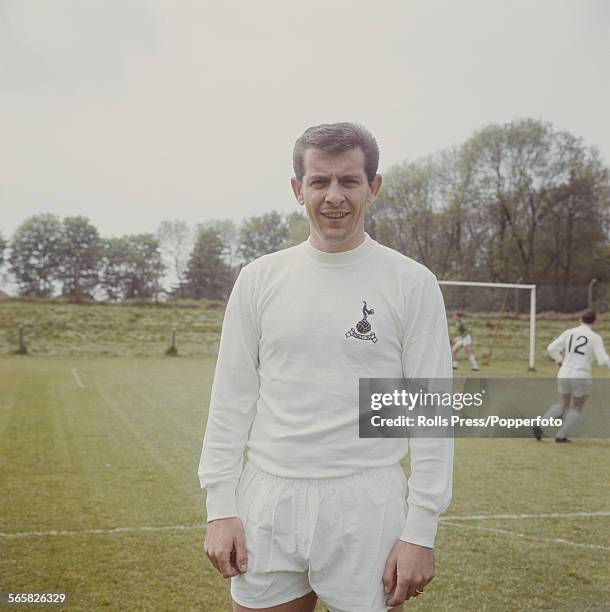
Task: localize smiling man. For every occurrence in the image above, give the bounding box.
[199,122,454,612]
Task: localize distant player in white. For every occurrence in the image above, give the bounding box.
[533,309,610,443]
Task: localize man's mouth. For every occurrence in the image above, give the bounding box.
[321,211,350,219]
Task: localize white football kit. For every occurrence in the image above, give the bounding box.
[198,234,453,611]
[547,324,610,397]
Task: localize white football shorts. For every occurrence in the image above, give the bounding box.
[453,334,472,348]
[231,461,408,612]
[557,377,592,398]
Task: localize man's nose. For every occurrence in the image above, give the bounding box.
[324,180,345,205]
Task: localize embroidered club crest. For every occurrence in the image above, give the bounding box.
[346,300,378,343]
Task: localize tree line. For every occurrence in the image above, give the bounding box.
[1,119,608,309]
[0,211,309,302]
[367,119,609,310]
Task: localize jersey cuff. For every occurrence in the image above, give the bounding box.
[399,504,440,548]
[205,482,238,522]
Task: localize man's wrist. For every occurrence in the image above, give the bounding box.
[207,515,238,524]
[398,540,434,550]
[400,504,440,549]
[205,481,238,522]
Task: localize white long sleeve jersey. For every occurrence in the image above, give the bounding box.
[547,323,610,378]
[198,234,454,548]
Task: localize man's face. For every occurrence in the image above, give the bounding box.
[291,147,382,253]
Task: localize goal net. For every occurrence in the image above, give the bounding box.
[439,280,537,370]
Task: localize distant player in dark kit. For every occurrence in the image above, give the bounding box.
[451,311,479,371]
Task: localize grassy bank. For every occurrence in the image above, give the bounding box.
[1,299,609,369]
[0,299,224,357]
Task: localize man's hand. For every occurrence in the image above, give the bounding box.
[556,361,562,368]
[383,540,434,607]
[203,517,247,578]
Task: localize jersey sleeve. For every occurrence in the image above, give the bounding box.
[400,273,454,548]
[198,266,260,521]
[593,334,610,367]
[547,331,567,363]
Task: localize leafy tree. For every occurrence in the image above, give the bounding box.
[283,211,310,247]
[100,237,129,301]
[371,150,485,281]
[57,216,103,301]
[463,119,609,290]
[0,230,6,268]
[125,234,165,300]
[184,227,232,300]
[372,158,436,266]
[370,118,609,311]
[238,211,288,262]
[100,234,165,300]
[9,213,63,297]
[157,220,192,297]
[198,219,238,266]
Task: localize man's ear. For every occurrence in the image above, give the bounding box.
[291,177,304,206]
[367,174,382,205]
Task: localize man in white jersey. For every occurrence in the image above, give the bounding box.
[533,309,610,443]
[199,123,453,611]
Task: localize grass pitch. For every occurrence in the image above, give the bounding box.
[1,354,608,611]
[1,304,609,610]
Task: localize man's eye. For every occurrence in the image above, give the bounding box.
[310,181,325,187]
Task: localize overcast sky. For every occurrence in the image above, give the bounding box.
[1,0,609,240]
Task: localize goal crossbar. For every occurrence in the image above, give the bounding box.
[438,280,537,370]
[439,280,535,290]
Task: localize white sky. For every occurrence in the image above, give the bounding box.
[1,0,609,239]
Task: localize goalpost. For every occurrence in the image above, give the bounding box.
[438,280,537,370]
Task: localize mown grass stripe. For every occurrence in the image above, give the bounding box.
[442,511,610,521]
[445,521,610,551]
[2,510,608,539]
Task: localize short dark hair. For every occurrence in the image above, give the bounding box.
[293,122,380,184]
[581,309,596,325]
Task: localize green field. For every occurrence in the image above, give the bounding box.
[1,303,609,611]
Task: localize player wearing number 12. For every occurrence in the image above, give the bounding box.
[533,309,610,443]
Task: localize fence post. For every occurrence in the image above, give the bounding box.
[17,324,27,354]
[166,324,178,356]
